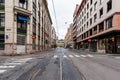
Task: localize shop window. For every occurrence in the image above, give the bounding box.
[106,16,113,29]
[19,0,28,9]
[98,39,105,50]
[107,0,112,12]
[0,34,4,50]
[99,8,103,18]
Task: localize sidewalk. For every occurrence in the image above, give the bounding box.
[69,49,106,55]
[0,50,54,64]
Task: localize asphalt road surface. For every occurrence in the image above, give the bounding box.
[0,48,120,80]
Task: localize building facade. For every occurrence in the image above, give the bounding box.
[64,24,73,48]
[73,4,79,49]
[50,26,57,48]
[75,0,120,54]
[0,0,52,55]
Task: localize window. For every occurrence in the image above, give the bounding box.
[100,0,104,5]
[82,27,83,32]
[93,26,97,34]
[0,13,5,27]
[82,12,84,16]
[90,29,92,36]
[87,12,89,19]
[82,19,83,24]
[90,8,92,15]
[84,8,86,14]
[99,22,104,32]
[87,3,89,10]
[106,16,113,29]
[107,0,112,12]
[94,2,97,11]
[94,14,97,22]
[0,0,4,3]
[87,22,89,28]
[0,0,5,11]
[19,0,28,9]
[90,18,92,25]
[90,0,93,5]
[84,25,86,30]
[84,16,86,22]
[100,8,103,18]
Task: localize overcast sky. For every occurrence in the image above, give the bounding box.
[47,0,82,39]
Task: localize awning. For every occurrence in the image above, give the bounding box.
[18,16,29,21]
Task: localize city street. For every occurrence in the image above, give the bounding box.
[0,48,120,80]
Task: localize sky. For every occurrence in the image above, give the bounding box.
[47,0,82,39]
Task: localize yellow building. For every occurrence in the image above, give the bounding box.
[64,24,73,48]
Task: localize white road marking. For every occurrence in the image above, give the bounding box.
[75,55,80,57]
[53,55,58,58]
[0,66,15,69]
[69,55,74,58]
[87,54,94,57]
[81,55,87,57]
[4,63,22,66]
[0,70,7,74]
[115,57,120,59]
[63,55,67,58]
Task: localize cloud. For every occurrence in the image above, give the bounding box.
[47,0,82,39]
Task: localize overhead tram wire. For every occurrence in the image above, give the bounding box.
[51,0,59,36]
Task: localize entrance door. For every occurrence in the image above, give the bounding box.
[106,37,116,53]
[117,36,120,53]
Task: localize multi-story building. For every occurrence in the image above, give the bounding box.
[64,24,73,48]
[32,0,52,51]
[73,4,79,49]
[56,39,64,48]
[50,26,57,48]
[0,0,52,55]
[75,0,120,54]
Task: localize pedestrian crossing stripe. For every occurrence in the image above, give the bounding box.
[53,54,94,58]
[81,55,87,57]
[63,55,67,58]
[0,57,33,74]
[75,55,80,57]
[0,70,7,74]
[69,55,74,58]
[0,66,15,69]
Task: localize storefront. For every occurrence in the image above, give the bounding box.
[17,14,29,53]
[97,31,120,54]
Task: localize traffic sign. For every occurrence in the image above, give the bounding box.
[6,35,9,40]
[88,39,92,42]
[32,36,36,40]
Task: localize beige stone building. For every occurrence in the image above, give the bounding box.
[0,0,52,55]
[64,24,73,48]
[50,26,57,48]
